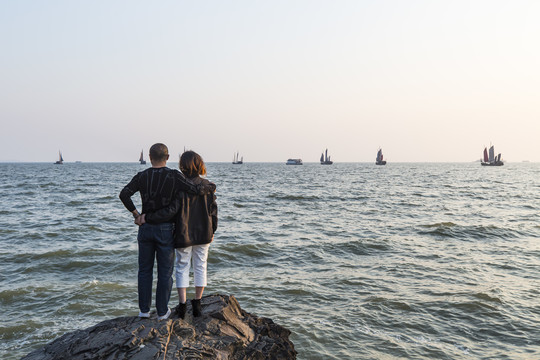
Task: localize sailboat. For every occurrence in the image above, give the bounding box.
[376,148,386,165]
[320,149,333,165]
[232,152,243,164]
[54,151,63,164]
[481,145,503,166]
[139,150,146,165]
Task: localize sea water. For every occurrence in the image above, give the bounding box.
[0,162,539,359]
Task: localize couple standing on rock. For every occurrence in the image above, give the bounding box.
[119,143,218,320]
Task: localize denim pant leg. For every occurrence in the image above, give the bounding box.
[137,225,155,314]
[155,223,175,316]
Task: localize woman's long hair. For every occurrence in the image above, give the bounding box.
[179,150,207,178]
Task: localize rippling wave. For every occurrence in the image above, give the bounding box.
[418,222,528,240]
[1,162,539,359]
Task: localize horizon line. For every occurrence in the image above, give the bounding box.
[0,160,536,164]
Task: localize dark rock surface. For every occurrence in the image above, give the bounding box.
[22,294,296,360]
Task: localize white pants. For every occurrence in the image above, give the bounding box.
[175,244,210,288]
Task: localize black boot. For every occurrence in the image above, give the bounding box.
[191,299,202,317]
[175,302,187,319]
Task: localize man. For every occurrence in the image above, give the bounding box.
[119,143,208,320]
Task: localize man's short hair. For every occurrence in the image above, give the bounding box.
[149,143,169,162]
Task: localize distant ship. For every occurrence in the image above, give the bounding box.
[232,152,243,164]
[286,158,303,165]
[376,148,386,165]
[481,145,503,166]
[320,149,333,165]
[54,151,63,165]
[139,150,146,165]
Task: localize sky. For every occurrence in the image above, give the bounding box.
[1,0,539,162]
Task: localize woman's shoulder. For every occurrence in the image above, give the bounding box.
[198,177,211,184]
[192,177,216,193]
[196,177,215,188]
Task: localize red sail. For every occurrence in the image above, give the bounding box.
[483,148,488,162]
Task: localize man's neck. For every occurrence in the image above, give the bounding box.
[151,161,168,168]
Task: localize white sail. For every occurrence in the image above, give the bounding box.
[55,150,64,164]
[233,152,243,164]
[489,146,495,163]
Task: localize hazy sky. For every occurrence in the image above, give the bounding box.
[1,1,539,162]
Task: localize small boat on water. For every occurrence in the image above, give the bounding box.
[376,148,386,165]
[481,145,503,166]
[320,149,333,165]
[54,151,63,164]
[232,152,243,164]
[139,150,146,165]
[286,158,303,165]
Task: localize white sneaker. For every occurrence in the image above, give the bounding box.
[138,311,150,318]
[157,307,171,321]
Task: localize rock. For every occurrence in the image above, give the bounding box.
[23,294,296,360]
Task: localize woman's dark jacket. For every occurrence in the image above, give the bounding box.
[145,176,217,248]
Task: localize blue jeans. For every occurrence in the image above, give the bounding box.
[137,222,175,316]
